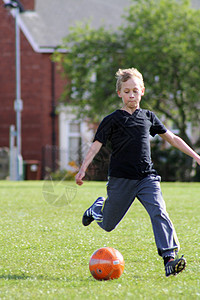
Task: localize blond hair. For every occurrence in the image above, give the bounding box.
[115,68,144,91]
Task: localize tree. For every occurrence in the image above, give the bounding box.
[53,23,124,122]
[122,0,200,145]
[53,0,200,180]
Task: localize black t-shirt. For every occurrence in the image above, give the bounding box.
[93,109,167,179]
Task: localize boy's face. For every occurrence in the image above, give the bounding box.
[117,76,145,111]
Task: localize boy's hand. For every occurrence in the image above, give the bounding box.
[75,170,85,186]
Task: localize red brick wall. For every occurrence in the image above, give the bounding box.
[0,2,66,177]
[0,7,17,148]
[21,0,35,10]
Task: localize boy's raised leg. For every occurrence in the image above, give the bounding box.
[82,197,105,226]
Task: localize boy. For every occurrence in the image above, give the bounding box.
[75,68,200,277]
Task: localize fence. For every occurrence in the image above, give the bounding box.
[42,145,110,181]
[0,148,9,179]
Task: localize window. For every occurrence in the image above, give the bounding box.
[69,137,81,162]
[68,122,81,164]
[69,123,80,133]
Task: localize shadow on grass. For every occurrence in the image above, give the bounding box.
[0,274,32,280]
[0,274,93,282]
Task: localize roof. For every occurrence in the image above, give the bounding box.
[20,0,132,52]
[3,0,200,53]
[191,0,200,9]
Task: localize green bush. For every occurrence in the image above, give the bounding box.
[151,140,193,181]
[49,169,75,181]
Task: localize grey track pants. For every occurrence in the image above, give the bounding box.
[92,175,180,258]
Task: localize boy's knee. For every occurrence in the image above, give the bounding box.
[104,227,114,232]
[102,222,116,232]
[96,217,116,231]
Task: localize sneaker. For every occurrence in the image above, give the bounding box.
[82,205,94,226]
[82,197,104,226]
[165,255,186,277]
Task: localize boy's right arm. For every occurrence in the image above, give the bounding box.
[75,140,103,185]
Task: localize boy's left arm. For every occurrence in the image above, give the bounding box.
[159,130,200,165]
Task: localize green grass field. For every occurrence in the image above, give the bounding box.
[0,180,199,299]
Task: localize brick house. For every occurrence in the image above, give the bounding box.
[0,0,131,179]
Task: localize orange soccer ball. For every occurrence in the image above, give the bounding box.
[89,247,125,280]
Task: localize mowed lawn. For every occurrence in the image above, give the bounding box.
[0,180,199,299]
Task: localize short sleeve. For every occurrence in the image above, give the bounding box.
[150,112,167,137]
[93,115,113,145]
